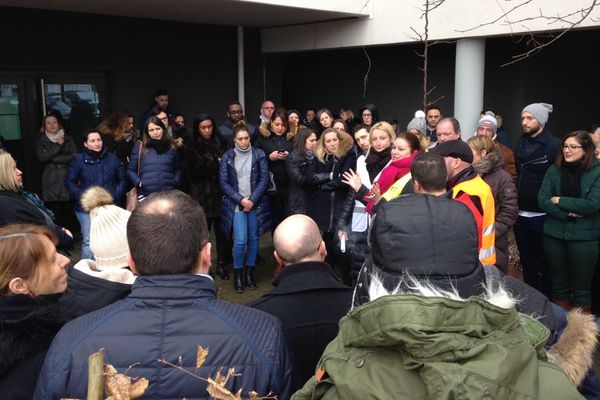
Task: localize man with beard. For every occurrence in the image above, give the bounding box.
[218,102,257,144]
[514,103,561,296]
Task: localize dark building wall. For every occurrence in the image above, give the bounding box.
[484,30,600,145]
[278,43,455,128]
[0,6,265,192]
[0,6,247,121]
[277,29,600,145]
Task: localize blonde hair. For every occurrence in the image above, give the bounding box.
[467,135,496,155]
[0,150,20,192]
[315,128,353,163]
[0,224,57,296]
[365,121,395,157]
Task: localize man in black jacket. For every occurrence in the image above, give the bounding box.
[514,103,561,296]
[249,214,353,384]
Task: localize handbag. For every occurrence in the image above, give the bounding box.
[126,141,142,211]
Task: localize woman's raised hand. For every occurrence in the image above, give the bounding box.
[341,169,362,192]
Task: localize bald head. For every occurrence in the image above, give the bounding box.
[273,215,324,265]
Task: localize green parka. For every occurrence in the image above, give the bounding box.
[538,159,600,241]
[292,294,583,400]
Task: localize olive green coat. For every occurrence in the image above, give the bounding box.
[292,295,583,400]
[538,160,600,241]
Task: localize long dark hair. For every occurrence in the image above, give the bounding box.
[142,116,176,151]
[292,127,315,155]
[556,130,595,171]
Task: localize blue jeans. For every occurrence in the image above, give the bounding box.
[233,210,258,270]
[76,211,94,260]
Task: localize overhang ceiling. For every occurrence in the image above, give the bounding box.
[0,0,367,28]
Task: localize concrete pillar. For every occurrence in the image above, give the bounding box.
[237,26,245,110]
[454,38,485,140]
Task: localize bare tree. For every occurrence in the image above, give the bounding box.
[407,0,599,109]
[408,0,448,111]
[456,0,600,67]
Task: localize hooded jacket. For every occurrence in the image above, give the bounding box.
[292,289,588,400]
[472,150,518,272]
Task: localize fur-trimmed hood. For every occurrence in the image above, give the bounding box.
[547,309,599,386]
[259,122,296,141]
[472,149,504,177]
[354,274,598,387]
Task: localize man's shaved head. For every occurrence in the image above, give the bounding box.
[273,215,323,264]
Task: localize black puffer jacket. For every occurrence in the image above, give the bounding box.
[285,151,315,215]
[35,134,77,202]
[0,294,69,399]
[472,150,518,272]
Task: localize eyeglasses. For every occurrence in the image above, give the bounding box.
[562,144,583,150]
[262,107,275,110]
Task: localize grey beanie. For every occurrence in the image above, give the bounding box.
[522,103,553,126]
[407,116,426,133]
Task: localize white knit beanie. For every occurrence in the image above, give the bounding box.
[81,186,131,270]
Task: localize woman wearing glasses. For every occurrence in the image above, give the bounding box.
[538,131,600,312]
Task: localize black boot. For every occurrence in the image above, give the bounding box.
[217,262,229,281]
[245,266,257,290]
[233,269,244,294]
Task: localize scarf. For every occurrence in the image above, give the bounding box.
[45,129,65,143]
[148,138,170,154]
[20,189,55,221]
[560,161,583,198]
[365,152,418,214]
[84,147,104,160]
[365,147,392,182]
[305,149,315,161]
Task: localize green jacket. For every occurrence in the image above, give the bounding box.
[538,160,600,241]
[292,295,582,400]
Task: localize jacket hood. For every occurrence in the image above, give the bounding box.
[354,194,484,307]
[472,149,503,176]
[338,290,547,399]
[547,308,599,386]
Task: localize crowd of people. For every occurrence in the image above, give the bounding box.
[1,88,600,399]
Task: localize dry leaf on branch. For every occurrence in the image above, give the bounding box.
[104,363,149,400]
[197,345,209,370]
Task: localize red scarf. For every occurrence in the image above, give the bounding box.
[365,151,419,213]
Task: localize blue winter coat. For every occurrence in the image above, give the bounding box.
[65,149,128,212]
[34,275,297,400]
[220,146,272,238]
[127,141,181,197]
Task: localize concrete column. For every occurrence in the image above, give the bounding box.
[237,26,245,110]
[454,38,485,140]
